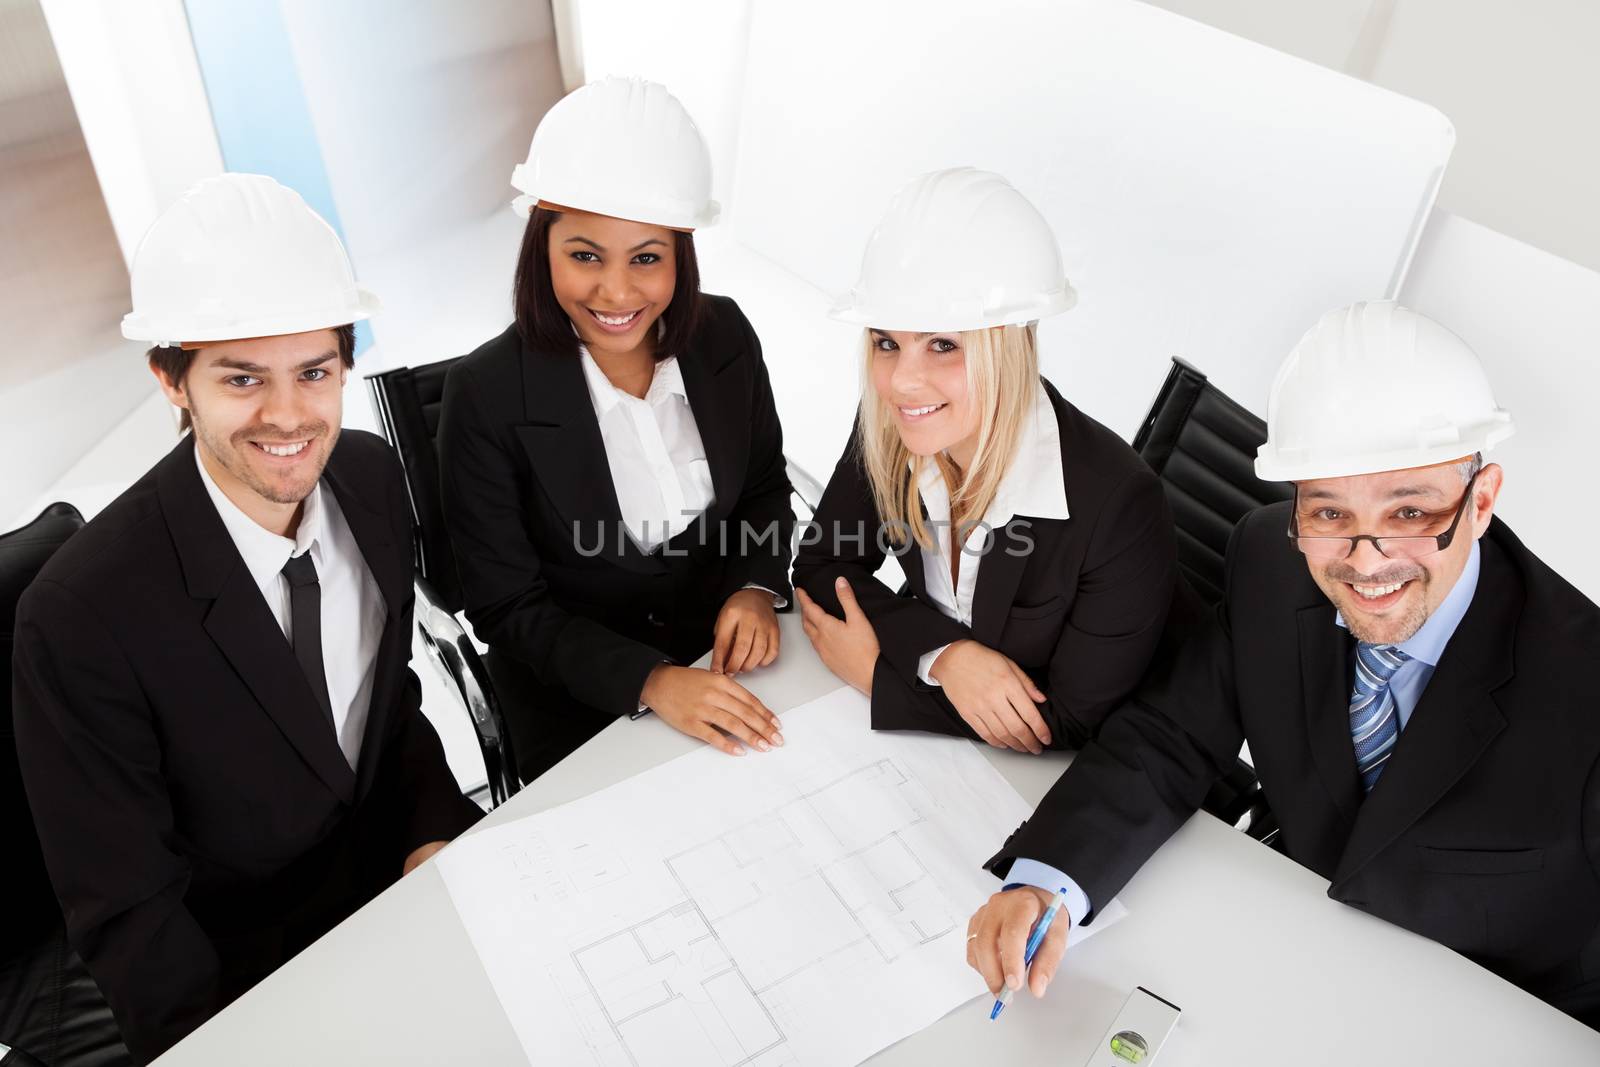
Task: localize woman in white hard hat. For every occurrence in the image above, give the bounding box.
[438,78,794,783]
[793,168,1183,754]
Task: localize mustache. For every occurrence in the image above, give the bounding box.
[1324,562,1425,585]
[231,423,328,445]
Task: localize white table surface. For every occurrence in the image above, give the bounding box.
[154,613,1600,1064]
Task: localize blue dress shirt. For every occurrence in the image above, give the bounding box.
[1334,539,1481,729]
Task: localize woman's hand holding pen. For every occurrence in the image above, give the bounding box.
[929,640,1051,754]
[640,665,785,756]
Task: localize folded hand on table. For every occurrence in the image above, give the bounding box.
[796,578,880,695]
[641,664,785,756]
[711,588,781,675]
[929,640,1051,754]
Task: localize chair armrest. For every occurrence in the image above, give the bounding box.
[784,455,825,515]
[1201,756,1265,830]
[414,578,521,806]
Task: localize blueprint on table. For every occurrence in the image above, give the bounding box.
[437,684,1126,1067]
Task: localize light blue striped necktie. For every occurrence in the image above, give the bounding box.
[1349,642,1412,792]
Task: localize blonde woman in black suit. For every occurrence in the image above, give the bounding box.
[794,168,1183,756]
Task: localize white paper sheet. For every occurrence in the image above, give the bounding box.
[438,685,1126,1066]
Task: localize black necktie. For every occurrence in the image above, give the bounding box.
[281,551,336,733]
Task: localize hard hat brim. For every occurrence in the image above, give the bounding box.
[827,285,1077,333]
[508,193,719,232]
[1254,418,1515,482]
[121,287,380,346]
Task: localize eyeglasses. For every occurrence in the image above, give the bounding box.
[1287,469,1480,561]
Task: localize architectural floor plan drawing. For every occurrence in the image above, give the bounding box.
[561,759,957,1067]
[569,900,786,1067]
[437,685,1127,1066]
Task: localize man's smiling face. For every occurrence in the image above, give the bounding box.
[156,329,346,524]
[1294,458,1501,645]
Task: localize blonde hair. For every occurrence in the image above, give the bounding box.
[856,323,1040,548]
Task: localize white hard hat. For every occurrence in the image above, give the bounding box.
[831,167,1076,332]
[510,76,719,230]
[1255,301,1514,482]
[121,173,378,347]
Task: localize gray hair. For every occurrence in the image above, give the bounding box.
[1457,452,1484,484]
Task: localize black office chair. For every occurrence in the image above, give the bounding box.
[1,503,131,1066]
[0,1042,45,1066]
[366,357,520,809]
[2,504,85,965]
[1132,358,1294,840]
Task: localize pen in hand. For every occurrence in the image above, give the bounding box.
[990,888,1070,1020]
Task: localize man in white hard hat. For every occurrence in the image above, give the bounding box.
[12,174,482,1062]
[964,301,1600,1030]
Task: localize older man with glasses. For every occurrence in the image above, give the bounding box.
[964,301,1600,1030]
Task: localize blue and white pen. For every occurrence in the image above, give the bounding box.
[989,888,1069,1020]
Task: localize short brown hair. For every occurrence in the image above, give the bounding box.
[147,323,357,432]
[512,206,703,361]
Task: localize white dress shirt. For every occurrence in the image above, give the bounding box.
[577,346,785,616]
[578,346,717,553]
[914,382,1071,684]
[195,447,386,769]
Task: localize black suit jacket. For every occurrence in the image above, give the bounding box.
[11,431,483,1062]
[792,379,1179,748]
[990,503,1600,1027]
[437,294,795,718]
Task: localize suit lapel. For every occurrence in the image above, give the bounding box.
[322,446,404,613]
[972,382,1069,645]
[1332,543,1518,886]
[516,342,662,575]
[1297,603,1364,830]
[158,437,356,803]
[676,340,743,524]
[204,572,357,802]
[900,539,931,599]
[970,523,1035,646]
[322,442,407,794]
[352,614,409,799]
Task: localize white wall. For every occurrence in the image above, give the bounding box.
[732,0,1453,443]
[1140,0,1392,73]
[38,0,224,268]
[272,0,564,375]
[2,0,210,525]
[1147,0,1600,274]
[1400,209,1600,599]
[570,0,754,218]
[278,0,564,264]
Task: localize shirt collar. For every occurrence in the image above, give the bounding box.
[645,354,688,404]
[1335,538,1481,666]
[914,381,1070,525]
[577,344,687,415]
[194,443,325,588]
